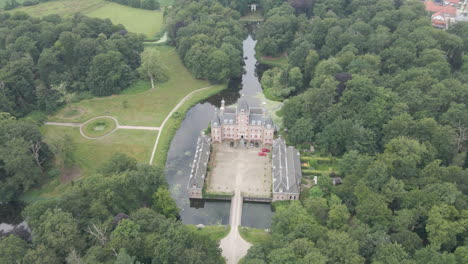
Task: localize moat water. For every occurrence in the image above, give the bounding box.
[164,35,274,228]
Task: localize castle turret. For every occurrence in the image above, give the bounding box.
[220,99,225,115]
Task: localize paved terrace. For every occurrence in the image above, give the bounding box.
[206,142,271,198]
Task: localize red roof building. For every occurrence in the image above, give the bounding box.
[425,1,458,28]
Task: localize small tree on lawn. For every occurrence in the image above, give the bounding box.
[138,49,169,89]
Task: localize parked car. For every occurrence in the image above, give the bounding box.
[258,152,267,156]
[262,148,270,152]
[250,142,254,148]
[255,142,259,148]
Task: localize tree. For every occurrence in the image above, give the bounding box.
[109,219,141,257]
[141,0,159,10]
[137,49,168,89]
[0,235,28,264]
[33,208,85,258]
[426,204,464,251]
[317,230,365,264]
[115,248,137,264]
[99,153,137,176]
[23,244,61,264]
[372,243,413,264]
[327,204,350,230]
[152,186,179,219]
[86,51,133,96]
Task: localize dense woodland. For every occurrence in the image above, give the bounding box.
[166,0,245,82]
[1,154,224,263]
[1,0,468,263]
[242,0,468,263]
[0,13,144,117]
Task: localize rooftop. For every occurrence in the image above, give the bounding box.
[272,137,302,194]
[425,1,457,15]
[188,134,211,189]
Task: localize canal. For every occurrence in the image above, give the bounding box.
[164,34,275,229]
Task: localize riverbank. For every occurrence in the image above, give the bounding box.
[151,84,227,168]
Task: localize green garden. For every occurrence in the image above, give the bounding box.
[3,0,164,38]
[35,44,224,199]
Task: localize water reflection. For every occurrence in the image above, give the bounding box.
[165,35,274,228]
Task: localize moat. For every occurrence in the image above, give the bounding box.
[164,35,275,228]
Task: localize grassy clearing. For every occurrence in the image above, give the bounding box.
[255,48,289,68]
[22,126,157,201]
[87,2,164,37]
[239,226,271,245]
[151,84,226,168]
[240,10,264,21]
[4,0,164,38]
[82,117,117,138]
[50,46,210,127]
[42,126,156,175]
[300,155,340,176]
[188,225,230,241]
[5,0,107,16]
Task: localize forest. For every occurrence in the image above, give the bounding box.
[166,0,246,82]
[1,0,468,263]
[241,0,468,263]
[0,12,144,117]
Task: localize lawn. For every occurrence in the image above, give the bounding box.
[82,117,117,138]
[50,46,211,127]
[21,126,157,201]
[4,0,164,37]
[188,225,230,241]
[42,126,156,175]
[239,226,271,245]
[87,2,164,37]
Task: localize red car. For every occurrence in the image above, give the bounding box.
[262,148,270,152]
[258,152,267,156]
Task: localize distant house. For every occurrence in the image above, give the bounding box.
[188,134,211,199]
[425,0,458,28]
[444,0,461,7]
[272,137,302,201]
[455,10,468,22]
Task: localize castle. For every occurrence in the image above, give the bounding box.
[211,97,275,145]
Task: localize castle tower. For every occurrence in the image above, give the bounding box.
[220,99,225,115]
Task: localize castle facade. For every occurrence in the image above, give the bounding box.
[211,97,275,145]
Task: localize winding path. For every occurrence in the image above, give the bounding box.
[44,85,213,162]
[148,85,213,165]
[45,116,160,140]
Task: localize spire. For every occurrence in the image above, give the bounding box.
[237,94,249,114]
[220,98,225,115]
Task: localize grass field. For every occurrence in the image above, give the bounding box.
[42,126,156,176]
[21,126,157,201]
[50,46,211,126]
[239,226,271,245]
[82,117,117,138]
[188,225,230,241]
[87,2,163,37]
[4,0,164,37]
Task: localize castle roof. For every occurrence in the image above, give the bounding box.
[210,98,275,128]
[188,135,211,190]
[272,137,302,194]
[237,96,250,113]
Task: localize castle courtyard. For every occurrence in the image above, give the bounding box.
[206,142,272,198]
